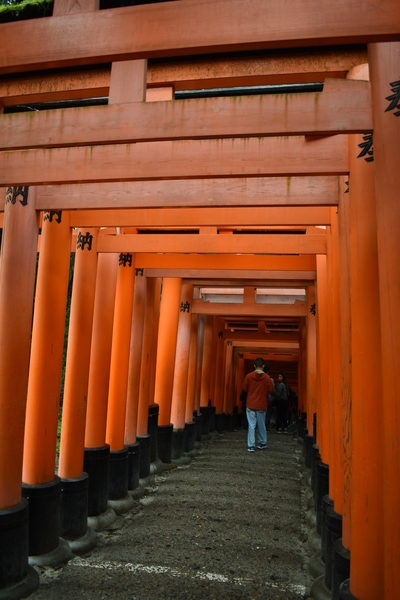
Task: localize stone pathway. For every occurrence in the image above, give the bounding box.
[31,429,311,600]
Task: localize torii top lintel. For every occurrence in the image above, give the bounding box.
[1,0,399,74]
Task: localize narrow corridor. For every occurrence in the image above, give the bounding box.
[30,430,310,600]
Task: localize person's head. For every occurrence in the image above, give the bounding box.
[278,373,285,382]
[254,358,265,371]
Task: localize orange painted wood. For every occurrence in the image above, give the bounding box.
[192,301,307,317]
[149,278,162,413]
[154,278,182,427]
[327,212,343,513]
[223,342,234,413]
[305,285,317,436]
[0,48,366,105]
[337,191,351,544]
[32,177,340,210]
[125,272,146,445]
[137,254,316,270]
[0,189,38,508]
[109,60,147,105]
[136,278,155,436]
[193,316,205,414]
[368,42,400,600]
[170,284,193,430]
[144,271,315,284]
[348,128,383,599]
[148,48,368,91]
[23,211,71,485]
[58,228,98,479]
[0,136,348,186]
[213,329,225,414]
[106,255,136,451]
[53,0,98,16]
[85,253,118,448]
[185,314,199,423]
[68,206,332,228]
[0,79,371,151]
[199,316,214,408]
[1,0,398,74]
[315,254,329,464]
[97,233,327,255]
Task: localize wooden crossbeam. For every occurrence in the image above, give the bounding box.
[136,254,316,271]
[191,300,307,317]
[67,206,331,227]
[0,136,347,186]
[0,48,367,105]
[142,270,315,283]
[96,232,326,254]
[1,0,398,74]
[30,176,340,210]
[0,79,370,151]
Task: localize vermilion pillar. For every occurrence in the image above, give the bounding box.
[306,285,317,436]
[315,255,330,468]
[125,270,146,489]
[106,253,136,503]
[84,252,118,519]
[185,314,199,425]
[154,278,181,463]
[23,211,71,485]
[154,278,182,426]
[136,277,154,478]
[0,186,39,596]
[58,228,98,551]
[213,329,225,417]
[223,341,234,414]
[125,270,146,445]
[347,123,383,597]
[85,253,118,449]
[170,283,193,458]
[106,253,136,452]
[194,315,205,415]
[200,316,213,407]
[22,210,71,561]
[171,284,193,430]
[368,42,400,600]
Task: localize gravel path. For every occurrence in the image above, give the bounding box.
[31,429,311,600]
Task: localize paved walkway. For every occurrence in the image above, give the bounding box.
[31,429,311,600]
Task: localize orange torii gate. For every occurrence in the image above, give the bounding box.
[0,1,399,599]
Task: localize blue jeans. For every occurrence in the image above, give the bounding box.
[246,408,267,448]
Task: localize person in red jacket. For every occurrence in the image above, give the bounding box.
[242,358,273,452]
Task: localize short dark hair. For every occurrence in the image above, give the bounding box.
[254,358,265,369]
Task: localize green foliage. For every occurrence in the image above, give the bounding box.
[0,0,53,22]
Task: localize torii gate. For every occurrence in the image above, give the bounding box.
[0,1,399,599]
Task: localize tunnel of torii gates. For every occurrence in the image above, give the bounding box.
[0,0,399,598]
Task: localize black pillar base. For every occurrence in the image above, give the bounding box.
[225,412,234,431]
[332,539,350,600]
[215,413,225,433]
[316,462,329,534]
[324,507,343,590]
[171,429,184,460]
[209,406,216,432]
[108,448,129,500]
[304,434,314,468]
[199,406,211,435]
[148,403,159,463]
[339,579,357,600]
[321,495,334,562]
[60,473,89,541]
[311,444,321,504]
[83,445,110,516]
[194,413,203,441]
[297,412,307,438]
[157,424,173,463]
[137,435,151,479]
[183,422,196,452]
[0,499,39,597]
[22,477,61,556]
[127,442,140,491]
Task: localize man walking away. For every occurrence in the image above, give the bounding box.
[242,358,273,452]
